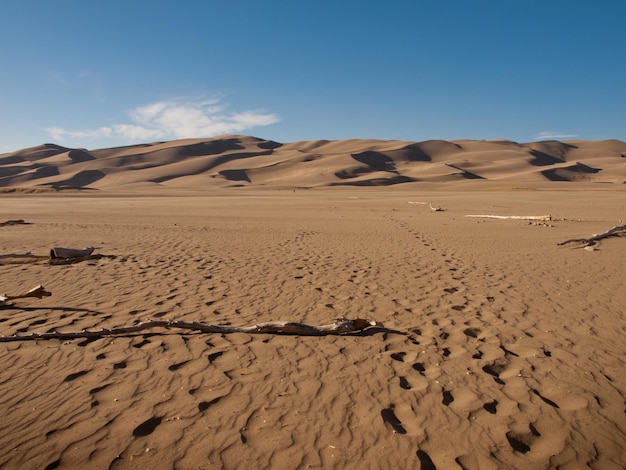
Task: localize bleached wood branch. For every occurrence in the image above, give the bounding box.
[0,318,380,342]
[465,214,552,221]
[558,224,626,246]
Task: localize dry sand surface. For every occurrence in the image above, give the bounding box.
[1,184,625,469]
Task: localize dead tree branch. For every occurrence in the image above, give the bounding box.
[558,224,626,247]
[0,318,380,342]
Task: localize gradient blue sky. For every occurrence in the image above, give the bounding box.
[1,0,625,152]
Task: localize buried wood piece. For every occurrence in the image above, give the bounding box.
[558,224,626,247]
[1,285,52,306]
[0,219,29,227]
[429,202,444,212]
[0,318,380,342]
[465,214,552,221]
[49,247,98,265]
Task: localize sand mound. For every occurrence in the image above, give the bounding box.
[1,136,625,190]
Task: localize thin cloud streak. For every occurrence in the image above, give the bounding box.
[46,98,280,145]
[534,131,579,141]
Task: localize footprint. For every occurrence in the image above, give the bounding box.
[531,389,560,408]
[89,384,110,395]
[416,450,437,470]
[390,352,406,362]
[44,459,61,470]
[380,406,407,434]
[482,362,506,385]
[208,351,223,363]
[483,400,498,414]
[64,370,88,382]
[442,390,454,406]
[77,337,100,347]
[132,339,151,349]
[399,377,411,390]
[463,328,480,338]
[168,361,188,371]
[505,431,531,454]
[133,416,162,437]
[198,396,222,412]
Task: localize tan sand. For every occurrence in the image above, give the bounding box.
[0,184,625,469]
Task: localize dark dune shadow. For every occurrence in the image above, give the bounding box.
[34,166,60,178]
[445,163,484,179]
[542,162,601,181]
[219,169,251,182]
[47,170,105,189]
[331,175,417,186]
[351,151,396,171]
[68,149,95,162]
[399,143,433,161]
[0,166,32,178]
[529,149,564,166]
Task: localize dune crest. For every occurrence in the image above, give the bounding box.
[1,135,625,190]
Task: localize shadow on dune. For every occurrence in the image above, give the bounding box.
[445,163,484,179]
[529,150,565,166]
[47,170,105,189]
[218,169,251,182]
[542,162,602,181]
[351,151,396,171]
[68,149,95,162]
[331,175,417,186]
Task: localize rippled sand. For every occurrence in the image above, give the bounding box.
[1,187,624,469]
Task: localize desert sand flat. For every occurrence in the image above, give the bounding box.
[1,184,625,469]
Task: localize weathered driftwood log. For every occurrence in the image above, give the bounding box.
[50,247,95,259]
[465,214,552,221]
[0,285,52,306]
[558,224,626,246]
[0,318,379,342]
[49,247,98,265]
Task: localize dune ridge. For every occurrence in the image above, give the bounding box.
[1,135,625,190]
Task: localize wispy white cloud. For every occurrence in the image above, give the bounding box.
[534,131,578,141]
[46,97,280,145]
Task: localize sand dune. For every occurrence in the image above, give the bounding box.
[1,135,625,190]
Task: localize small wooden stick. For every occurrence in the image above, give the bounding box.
[1,285,52,306]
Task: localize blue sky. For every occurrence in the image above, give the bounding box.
[1,1,625,152]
